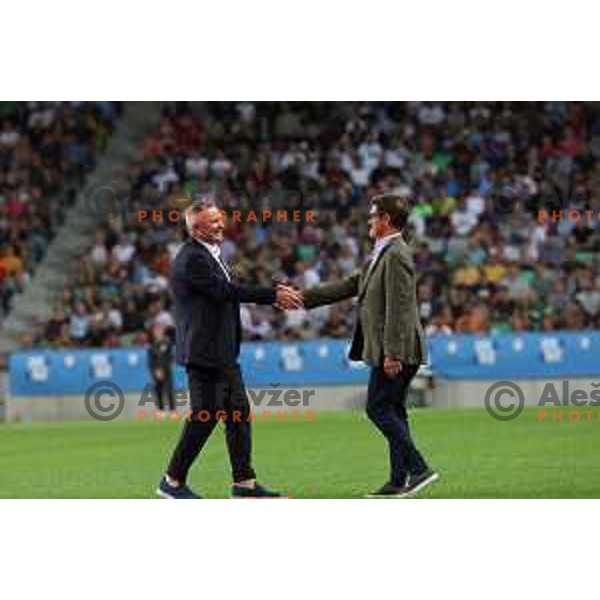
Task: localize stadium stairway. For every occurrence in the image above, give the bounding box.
[0,101,164,360]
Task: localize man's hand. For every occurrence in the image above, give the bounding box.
[383,356,403,379]
[275,284,304,310]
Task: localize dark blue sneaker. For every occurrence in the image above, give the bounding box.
[366,470,439,498]
[156,476,202,499]
[231,482,286,498]
[403,469,439,496]
[366,482,407,498]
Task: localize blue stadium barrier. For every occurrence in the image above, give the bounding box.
[8,341,369,396]
[8,331,600,396]
[428,331,600,379]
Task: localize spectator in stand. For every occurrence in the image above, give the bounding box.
[69,301,90,346]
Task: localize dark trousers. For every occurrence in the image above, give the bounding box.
[167,363,256,484]
[152,370,175,411]
[366,364,429,487]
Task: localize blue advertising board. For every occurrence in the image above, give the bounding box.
[8,331,600,396]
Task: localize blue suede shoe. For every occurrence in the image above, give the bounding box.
[156,476,202,499]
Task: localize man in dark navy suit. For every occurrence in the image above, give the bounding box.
[157,199,303,499]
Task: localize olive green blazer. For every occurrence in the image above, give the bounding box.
[304,237,427,367]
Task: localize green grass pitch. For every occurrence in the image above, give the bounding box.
[1,408,599,498]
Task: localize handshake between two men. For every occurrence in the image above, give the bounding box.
[274,283,305,311]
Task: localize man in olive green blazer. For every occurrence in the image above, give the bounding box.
[303,194,438,498]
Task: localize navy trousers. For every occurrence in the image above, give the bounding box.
[167,363,256,484]
[366,364,428,487]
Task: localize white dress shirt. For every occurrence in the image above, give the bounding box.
[368,232,403,272]
[199,240,231,281]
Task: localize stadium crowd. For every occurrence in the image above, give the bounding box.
[0,101,120,323]
[19,101,600,350]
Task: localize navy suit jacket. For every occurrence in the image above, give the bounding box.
[170,238,276,369]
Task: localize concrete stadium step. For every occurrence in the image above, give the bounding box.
[0,101,165,357]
